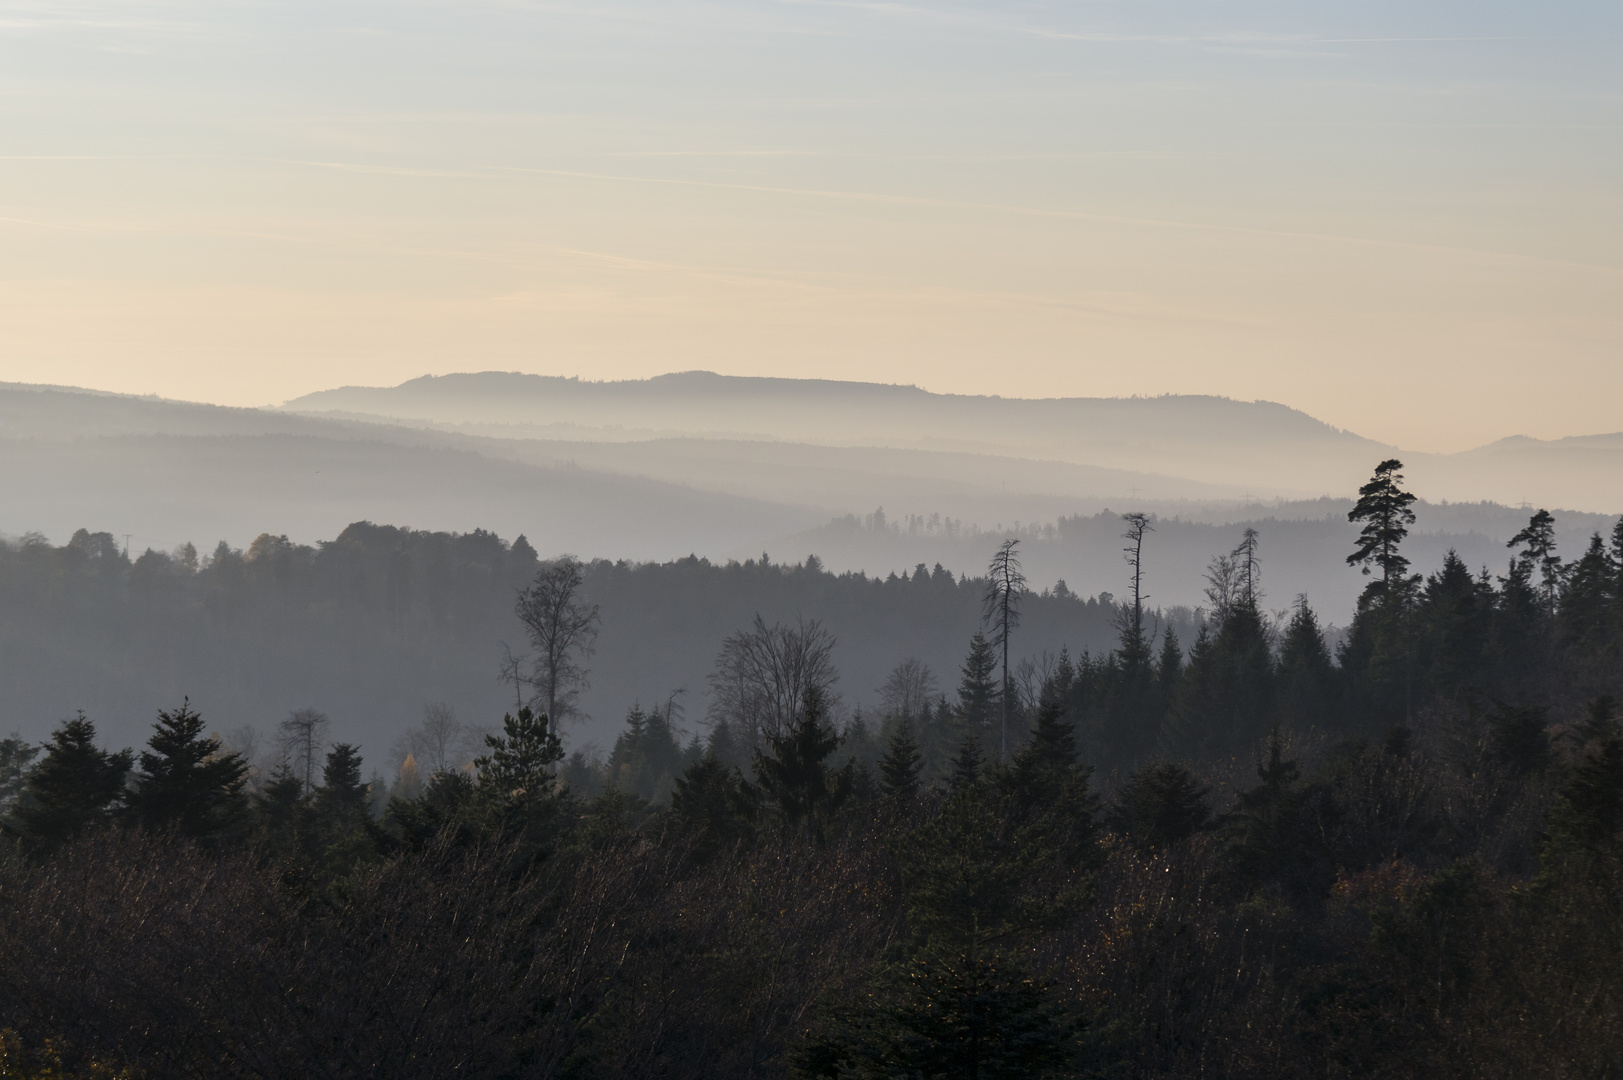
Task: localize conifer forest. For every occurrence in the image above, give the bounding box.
[2,459,1622,1079]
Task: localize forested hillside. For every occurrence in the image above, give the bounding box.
[1,462,1621,1078]
[0,522,1132,752]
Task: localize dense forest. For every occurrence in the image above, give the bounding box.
[1,459,1621,1078]
[0,522,1138,752]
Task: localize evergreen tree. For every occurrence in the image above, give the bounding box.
[1166,538,1276,758]
[878,722,923,802]
[1112,762,1212,848]
[1275,596,1337,731]
[1225,731,1335,898]
[126,700,247,840]
[1156,628,1183,696]
[957,631,1001,758]
[1544,725,1623,861]
[1415,550,1493,700]
[949,736,984,789]
[318,743,368,821]
[983,539,1026,761]
[1028,698,1078,769]
[1560,534,1614,656]
[671,751,756,852]
[1347,458,1418,606]
[475,706,564,811]
[6,715,132,851]
[254,762,305,849]
[801,731,1098,1078]
[1486,702,1549,775]
[750,688,853,842]
[1508,508,1562,616]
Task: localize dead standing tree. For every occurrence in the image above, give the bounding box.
[278,707,330,793]
[515,556,600,731]
[983,538,1026,761]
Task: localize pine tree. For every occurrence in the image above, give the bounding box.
[1347,458,1418,606]
[982,539,1026,761]
[126,699,248,840]
[6,714,132,851]
[475,706,564,811]
[878,722,923,801]
[1508,508,1562,616]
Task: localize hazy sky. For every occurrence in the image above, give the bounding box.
[1,1,1618,451]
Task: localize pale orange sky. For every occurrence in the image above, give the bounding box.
[1,1,1619,452]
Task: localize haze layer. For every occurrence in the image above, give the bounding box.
[2,0,1619,450]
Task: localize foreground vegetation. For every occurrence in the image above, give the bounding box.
[0,462,1620,1078]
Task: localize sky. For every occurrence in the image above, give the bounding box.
[0,0,1618,452]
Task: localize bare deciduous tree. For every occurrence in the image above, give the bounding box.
[223,724,263,792]
[878,658,937,721]
[515,557,600,728]
[391,703,477,776]
[1014,651,1057,719]
[278,707,330,792]
[708,614,840,749]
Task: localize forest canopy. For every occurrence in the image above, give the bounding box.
[0,462,1620,1078]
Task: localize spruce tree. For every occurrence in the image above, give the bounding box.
[1276,597,1336,730]
[956,631,1000,757]
[1416,550,1492,699]
[7,714,132,851]
[1543,706,1623,862]
[318,743,368,820]
[1156,628,1183,694]
[949,736,983,789]
[127,699,248,840]
[1559,534,1613,654]
[671,751,756,852]
[1028,699,1078,769]
[751,688,852,842]
[1112,762,1211,849]
[878,722,923,801]
[254,762,306,849]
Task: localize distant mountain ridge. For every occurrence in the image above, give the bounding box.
[279,370,1622,512]
[2,380,1617,628]
[283,370,1388,498]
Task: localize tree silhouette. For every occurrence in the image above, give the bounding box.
[515,556,600,729]
[983,539,1026,761]
[6,714,132,851]
[1347,458,1418,605]
[127,698,248,840]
